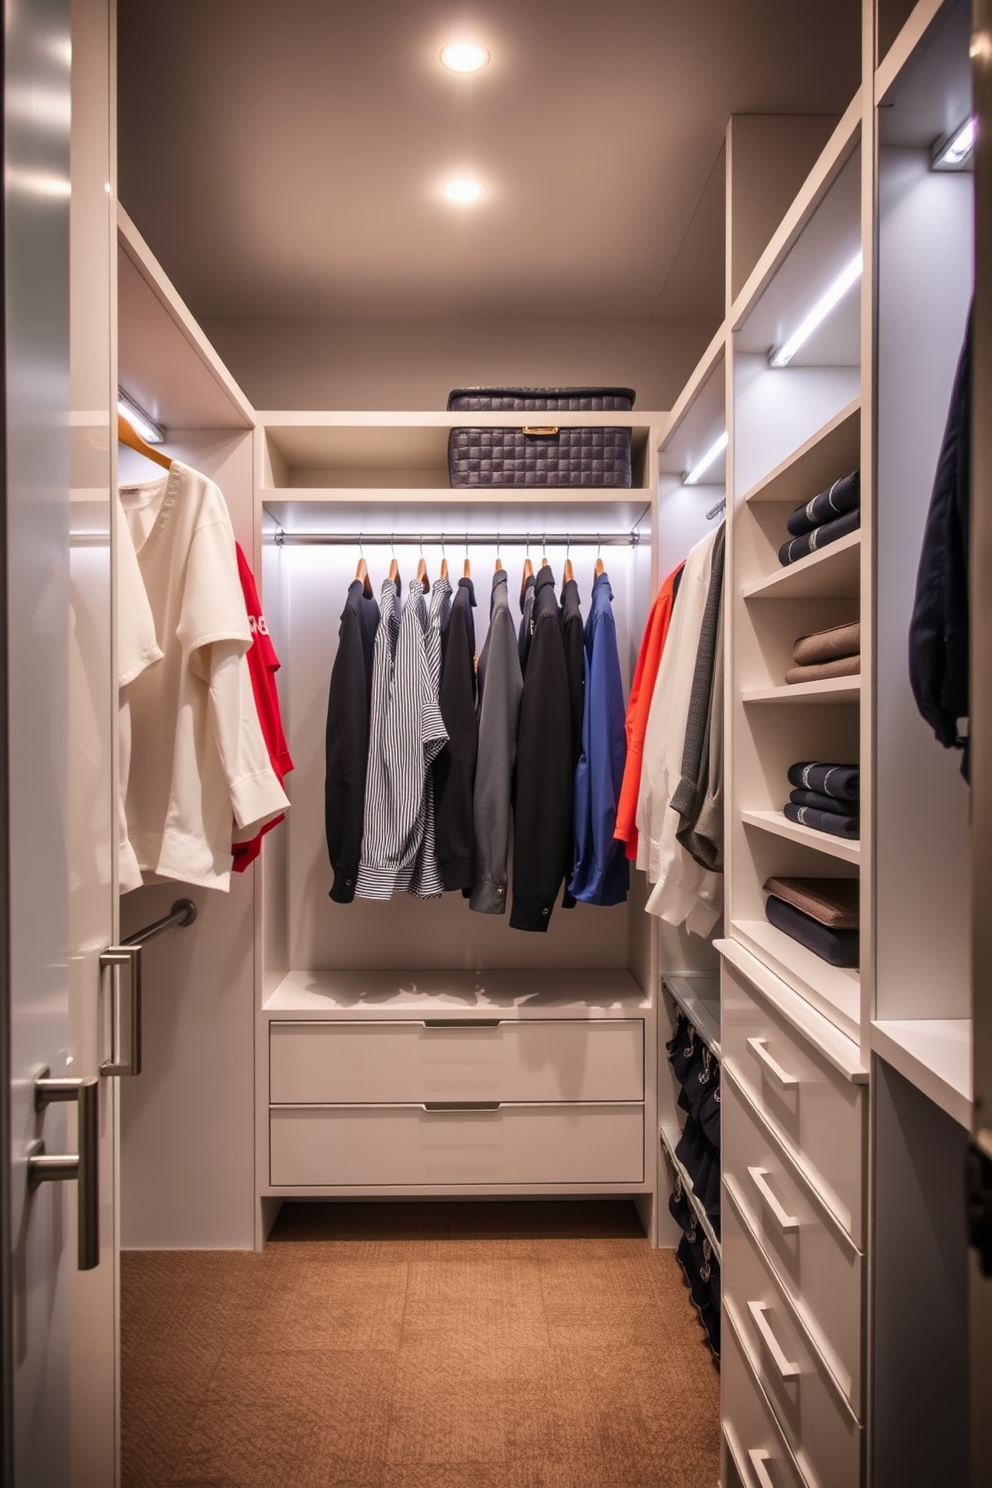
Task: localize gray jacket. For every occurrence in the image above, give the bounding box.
[470,570,523,913]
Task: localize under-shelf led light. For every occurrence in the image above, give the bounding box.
[768,252,863,369]
[440,42,490,73]
[683,430,728,486]
[443,177,485,204]
[117,389,165,444]
[932,117,977,171]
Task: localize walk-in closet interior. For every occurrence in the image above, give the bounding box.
[7,0,992,1483]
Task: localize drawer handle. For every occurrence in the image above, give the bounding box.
[422,1019,502,1029]
[746,1037,799,1090]
[421,1102,501,1112]
[747,1301,800,1382]
[747,1167,800,1233]
[747,1448,777,1488]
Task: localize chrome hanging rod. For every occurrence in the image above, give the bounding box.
[272,530,641,548]
[121,898,197,948]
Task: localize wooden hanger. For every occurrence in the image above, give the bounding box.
[118,412,171,472]
[440,555,449,581]
[355,555,373,599]
[416,556,430,593]
[595,555,606,578]
[463,557,471,579]
[520,555,533,604]
[495,554,503,572]
[388,556,401,593]
[564,555,574,584]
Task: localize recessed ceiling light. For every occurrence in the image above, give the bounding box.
[443,177,485,204]
[440,42,490,73]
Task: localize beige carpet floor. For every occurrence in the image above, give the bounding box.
[121,1200,720,1488]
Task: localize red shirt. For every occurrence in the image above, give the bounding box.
[231,543,294,872]
[614,563,682,860]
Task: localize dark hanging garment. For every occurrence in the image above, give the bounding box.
[518,572,536,672]
[510,567,572,931]
[470,569,523,914]
[559,575,585,909]
[325,580,380,902]
[909,307,973,778]
[434,577,478,891]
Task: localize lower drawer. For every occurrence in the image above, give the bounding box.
[269,1103,645,1187]
[723,1318,807,1488]
[723,1192,861,1488]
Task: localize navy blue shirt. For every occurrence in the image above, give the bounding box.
[569,571,629,905]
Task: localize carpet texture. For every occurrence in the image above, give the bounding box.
[121,1200,720,1488]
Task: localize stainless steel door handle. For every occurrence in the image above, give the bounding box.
[99,944,142,1076]
[28,1069,99,1270]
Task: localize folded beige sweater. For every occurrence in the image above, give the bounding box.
[785,654,860,685]
[792,620,861,666]
[763,875,860,929]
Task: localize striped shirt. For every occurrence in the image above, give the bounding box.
[356,577,448,900]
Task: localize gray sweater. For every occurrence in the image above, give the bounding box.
[470,570,523,913]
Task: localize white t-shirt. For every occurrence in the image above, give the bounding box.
[117,492,164,893]
[118,461,289,891]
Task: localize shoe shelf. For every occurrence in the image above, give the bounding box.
[662,974,721,1058]
[660,1124,722,1263]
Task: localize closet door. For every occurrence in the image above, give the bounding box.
[972,1,992,1478]
[3,0,119,1482]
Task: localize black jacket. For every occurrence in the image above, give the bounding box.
[511,567,573,931]
[325,580,379,901]
[434,577,478,890]
[559,576,585,908]
[909,307,972,778]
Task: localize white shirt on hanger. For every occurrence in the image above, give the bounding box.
[118,460,289,892]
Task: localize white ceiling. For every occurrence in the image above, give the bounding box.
[117,0,861,324]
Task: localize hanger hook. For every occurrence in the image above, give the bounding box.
[566,533,571,560]
[496,532,500,561]
[358,535,365,562]
[597,534,602,561]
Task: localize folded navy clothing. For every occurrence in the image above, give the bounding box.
[666,1014,700,1084]
[766,893,860,968]
[787,469,860,536]
[784,802,860,839]
[779,506,860,566]
[790,787,860,817]
[788,761,859,800]
[698,1080,721,1149]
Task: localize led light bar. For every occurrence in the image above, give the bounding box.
[768,252,863,369]
[117,388,164,444]
[932,117,976,171]
[683,431,728,486]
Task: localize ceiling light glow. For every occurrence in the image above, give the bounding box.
[440,43,490,73]
[443,177,484,204]
[768,252,863,369]
[683,431,728,486]
[932,117,977,170]
[118,390,165,444]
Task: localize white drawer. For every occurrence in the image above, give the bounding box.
[723,1191,862,1488]
[722,1069,863,1415]
[269,1102,645,1187]
[269,1018,644,1105]
[723,1320,807,1488]
[722,963,864,1245]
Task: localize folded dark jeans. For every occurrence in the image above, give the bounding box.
[787,469,860,536]
[784,802,860,839]
[779,506,860,566]
[766,894,860,967]
[790,787,860,817]
[787,761,859,800]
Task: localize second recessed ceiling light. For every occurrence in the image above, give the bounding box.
[440,42,490,73]
[443,178,485,204]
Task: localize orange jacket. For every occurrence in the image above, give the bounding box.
[614,563,683,860]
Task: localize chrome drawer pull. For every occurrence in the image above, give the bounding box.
[747,1300,800,1381]
[421,1101,501,1112]
[422,1019,502,1029]
[747,1167,800,1233]
[748,1448,777,1488]
[746,1037,799,1090]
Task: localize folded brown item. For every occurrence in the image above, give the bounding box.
[785,655,861,685]
[762,875,859,929]
[792,621,861,666]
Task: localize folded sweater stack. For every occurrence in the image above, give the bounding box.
[763,875,860,968]
[784,760,859,840]
[786,620,860,685]
[779,469,860,567]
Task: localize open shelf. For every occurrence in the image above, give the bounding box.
[741,809,861,865]
[732,919,860,1043]
[871,1018,972,1129]
[743,530,861,601]
[660,1125,722,1262]
[264,967,649,1018]
[663,974,721,1056]
[742,676,861,705]
[743,398,861,506]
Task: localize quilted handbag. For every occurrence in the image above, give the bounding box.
[447,386,635,488]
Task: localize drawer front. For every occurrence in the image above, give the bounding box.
[722,963,864,1244]
[723,1321,807,1488]
[270,1103,645,1187]
[723,1193,862,1488]
[270,1019,644,1105]
[723,1070,863,1413]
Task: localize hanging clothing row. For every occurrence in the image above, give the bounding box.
[117,451,293,893]
[324,550,629,930]
[616,522,727,938]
